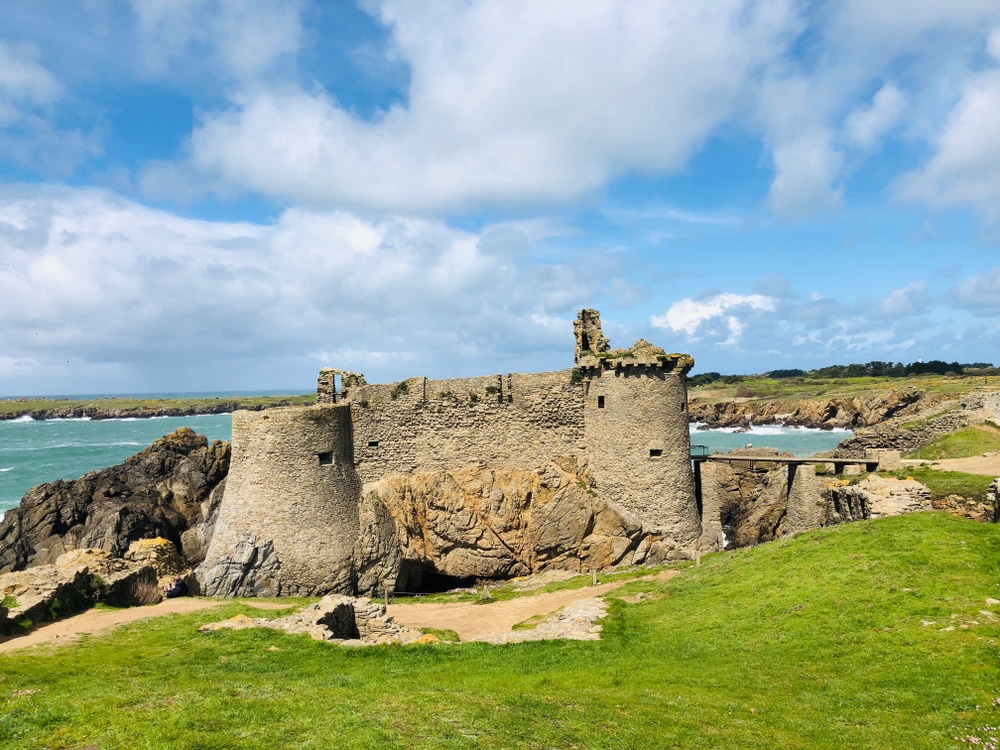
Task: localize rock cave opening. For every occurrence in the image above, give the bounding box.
[394,561,478,594]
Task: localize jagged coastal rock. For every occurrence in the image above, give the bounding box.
[0,428,229,573]
[689,388,927,430]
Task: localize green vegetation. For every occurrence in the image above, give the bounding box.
[389,381,409,400]
[1,595,16,609]
[904,423,1000,460]
[689,372,1000,403]
[2,514,997,748]
[882,467,996,504]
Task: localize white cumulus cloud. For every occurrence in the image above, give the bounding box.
[155,0,798,213]
[651,293,776,336]
[845,83,905,149]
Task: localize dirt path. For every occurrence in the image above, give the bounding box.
[1,570,680,652]
[0,599,290,654]
[903,455,1000,475]
[387,570,678,641]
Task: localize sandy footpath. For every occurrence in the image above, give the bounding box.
[0,598,290,654]
[387,570,678,640]
[1,570,679,652]
[903,454,1000,476]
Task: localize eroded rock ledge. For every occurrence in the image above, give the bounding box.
[689,388,929,430]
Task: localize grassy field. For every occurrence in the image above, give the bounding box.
[0,393,315,417]
[2,513,998,749]
[904,423,1000,460]
[689,373,1000,403]
[883,467,996,504]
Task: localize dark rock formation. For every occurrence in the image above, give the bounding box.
[0,428,229,573]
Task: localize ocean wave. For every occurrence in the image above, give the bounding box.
[10,415,35,423]
[0,467,12,472]
[46,416,92,422]
[690,422,852,436]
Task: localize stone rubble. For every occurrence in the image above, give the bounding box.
[199,594,425,645]
[199,592,614,647]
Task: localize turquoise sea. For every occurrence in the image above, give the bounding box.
[0,411,852,517]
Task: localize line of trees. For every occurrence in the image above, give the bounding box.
[689,360,996,386]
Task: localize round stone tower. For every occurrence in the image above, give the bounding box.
[199,404,361,596]
[575,311,701,553]
[581,357,700,549]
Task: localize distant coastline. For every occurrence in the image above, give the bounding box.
[0,393,315,422]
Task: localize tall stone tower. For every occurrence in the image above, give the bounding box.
[575,311,701,552]
[199,404,361,596]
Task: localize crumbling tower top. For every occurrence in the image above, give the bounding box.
[574,309,610,363]
[573,308,694,374]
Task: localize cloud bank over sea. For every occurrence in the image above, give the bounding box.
[2,1,1000,394]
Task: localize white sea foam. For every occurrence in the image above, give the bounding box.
[47,416,92,422]
[11,415,35,423]
[689,422,851,435]
[0,467,12,472]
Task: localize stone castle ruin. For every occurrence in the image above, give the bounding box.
[199,310,719,597]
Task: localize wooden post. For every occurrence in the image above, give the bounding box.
[696,539,702,567]
[384,584,389,607]
[592,568,598,586]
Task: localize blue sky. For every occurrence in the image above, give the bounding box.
[1,0,1000,395]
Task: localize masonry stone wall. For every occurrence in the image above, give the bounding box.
[201,405,361,595]
[346,370,588,484]
[582,364,700,544]
[202,309,713,596]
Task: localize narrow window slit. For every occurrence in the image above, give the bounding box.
[649,448,663,458]
[597,396,605,409]
[367,440,379,448]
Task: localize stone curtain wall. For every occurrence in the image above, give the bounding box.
[583,366,701,548]
[200,405,361,595]
[347,370,588,484]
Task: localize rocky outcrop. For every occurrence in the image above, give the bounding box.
[707,453,794,548]
[199,594,425,645]
[0,548,158,633]
[705,451,936,548]
[353,457,658,596]
[198,535,283,598]
[824,476,932,523]
[0,428,229,573]
[690,388,928,430]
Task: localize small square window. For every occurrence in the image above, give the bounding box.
[597,396,605,409]
[318,451,334,465]
[649,448,663,458]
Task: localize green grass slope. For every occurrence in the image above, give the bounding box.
[2,513,998,749]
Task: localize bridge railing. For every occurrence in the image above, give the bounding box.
[689,444,709,458]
